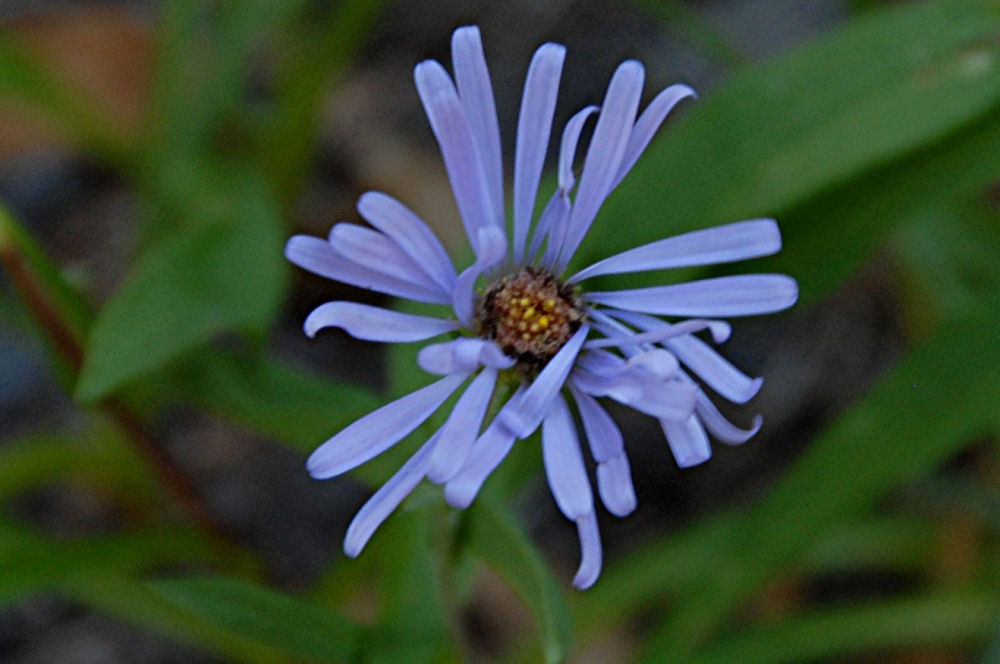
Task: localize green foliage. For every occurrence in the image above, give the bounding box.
[1,0,999,662]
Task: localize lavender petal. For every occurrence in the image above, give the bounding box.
[611,83,696,189]
[285,235,449,304]
[558,105,599,191]
[357,191,456,292]
[569,218,781,283]
[660,414,711,468]
[343,432,437,557]
[306,372,468,479]
[556,61,645,271]
[427,367,498,483]
[304,301,458,342]
[696,390,763,444]
[329,223,444,296]
[452,226,507,327]
[513,43,566,263]
[414,60,497,250]
[542,394,594,520]
[418,337,515,375]
[569,385,624,463]
[444,397,521,509]
[587,274,799,317]
[596,453,636,517]
[572,510,602,590]
[451,26,504,231]
[500,324,590,438]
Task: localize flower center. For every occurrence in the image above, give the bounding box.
[478,267,584,373]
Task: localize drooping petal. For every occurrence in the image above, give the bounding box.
[343,432,438,557]
[451,26,504,232]
[569,218,782,283]
[285,235,449,304]
[542,394,593,520]
[596,453,636,517]
[512,42,566,264]
[444,392,522,509]
[427,367,498,483]
[569,385,624,462]
[306,372,468,479]
[304,301,458,342]
[500,324,590,438]
[610,83,696,189]
[555,61,645,271]
[414,60,497,251]
[452,226,508,327]
[585,318,731,348]
[357,192,456,292]
[329,223,445,296]
[695,390,762,444]
[573,510,602,590]
[660,414,711,468]
[621,380,698,420]
[418,337,515,375]
[586,274,799,317]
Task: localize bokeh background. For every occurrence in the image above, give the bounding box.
[1,0,998,662]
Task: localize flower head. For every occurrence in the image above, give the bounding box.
[286,26,797,589]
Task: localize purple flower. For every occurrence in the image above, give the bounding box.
[286,26,797,589]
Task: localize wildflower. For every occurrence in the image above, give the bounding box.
[285,26,797,589]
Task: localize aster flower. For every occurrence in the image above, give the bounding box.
[285,26,797,589]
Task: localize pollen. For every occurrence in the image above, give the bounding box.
[477,267,585,373]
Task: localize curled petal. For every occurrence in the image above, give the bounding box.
[570,218,782,283]
[587,275,799,317]
[285,235,449,304]
[573,510,603,590]
[558,105,599,192]
[542,394,593,520]
[357,192,456,292]
[623,380,698,420]
[427,368,498,483]
[304,302,457,342]
[343,432,437,557]
[452,226,507,327]
[569,385,624,463]
[513,43,566,263]
[538,189,572,269]
[611,83,697,189]
[500,324,590,438]
[597,454,636,517]
[329,223,444,296]
[418,337,514,375]
[452,26,504,232]
[695,390,763,444]
[661,414,711,468]
[306,372,468,479]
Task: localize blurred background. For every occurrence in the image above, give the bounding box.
[1,0,998,662]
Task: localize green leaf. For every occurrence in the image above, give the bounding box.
[150,576,361,663]
[166,349,380,454]
[685,590,1000,664]
[76,169,286,402]
[634,290,1000,660]
[462,498,572,664]
[582,0,1000,290]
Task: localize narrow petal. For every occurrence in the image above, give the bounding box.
[512,43,566,263]
[414,60,496,250]
[343,433,437,557]
[329,224,445,296]
[573,510,602,590]
[585,318,731,348]
[543,394,593,520]
[452,26,504,231]
[610,83,696,189]
[418,337,514,375]
[500,324,590,438]
[569,385,624,462]
[427,367,498,483]
[569,219,782,283]
[695,390,762,444]
[452,226,507,327]
[610,310,763,403]
[357,191,456,292]
[660,414,711,468]
[285,235,449,304]
[304,302,458,342]
[556,61,645,271]
[596,453,636,517]
[444,394,521,509]
[306,372,468,479]
[623,380,698,420]
[558,106,599,191]
[586,275,799,317]
[537,190,571,269]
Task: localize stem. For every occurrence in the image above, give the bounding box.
[1,229,239,552]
